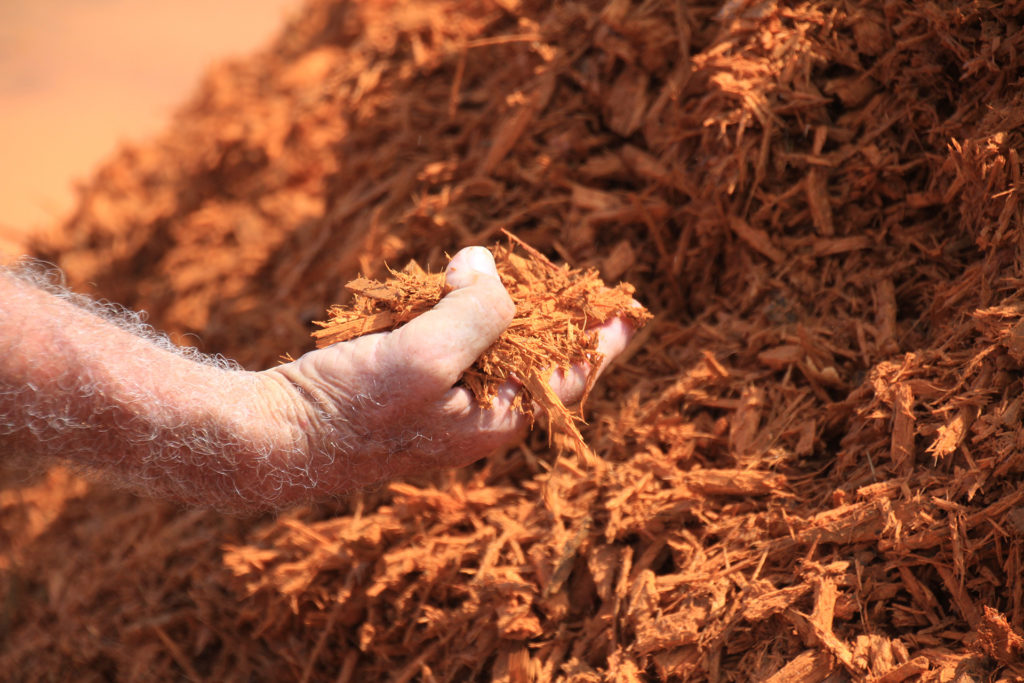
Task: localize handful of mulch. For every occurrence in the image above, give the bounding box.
[312,236,651,463]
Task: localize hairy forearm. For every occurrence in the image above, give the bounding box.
[0,248,589,512]
[0,266,322,511]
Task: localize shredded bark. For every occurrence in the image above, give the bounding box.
[5,0,1024,679]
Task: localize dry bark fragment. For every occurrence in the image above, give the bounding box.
[975,606,1024,665]
[763,650,836,683]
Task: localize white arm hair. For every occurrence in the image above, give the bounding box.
[0,261,338,513]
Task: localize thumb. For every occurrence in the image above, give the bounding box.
[379,247,515,397]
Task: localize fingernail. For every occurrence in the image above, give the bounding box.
[464,246,499,277]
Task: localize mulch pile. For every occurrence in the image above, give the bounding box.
[4,0,1024,679]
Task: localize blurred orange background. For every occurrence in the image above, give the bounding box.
[0,0,297,258]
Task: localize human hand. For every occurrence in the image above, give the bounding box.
[262,246,635,499]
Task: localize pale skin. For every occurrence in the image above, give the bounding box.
[0,247,632,513]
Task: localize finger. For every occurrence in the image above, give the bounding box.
[547,315,635,404]
[431,382,529,467]
[379,247,515,398]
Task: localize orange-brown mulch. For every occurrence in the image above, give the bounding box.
[4,0,1024,679]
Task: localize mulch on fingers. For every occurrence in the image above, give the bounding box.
[313,238,650,464]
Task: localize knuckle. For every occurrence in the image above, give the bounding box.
[497,286,516,323]
[476,276,515,327]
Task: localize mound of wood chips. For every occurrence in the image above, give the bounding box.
[5,0,1024,679]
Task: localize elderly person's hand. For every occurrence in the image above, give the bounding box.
[264,247,632,497]
[0,248,633,512]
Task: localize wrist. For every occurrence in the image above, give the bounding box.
[255,363,359,502]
